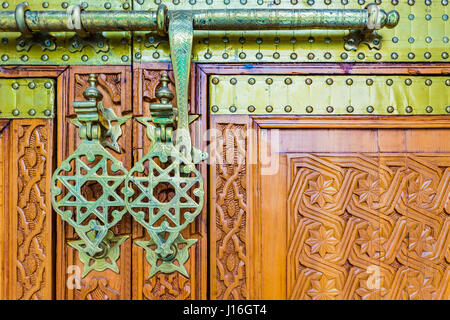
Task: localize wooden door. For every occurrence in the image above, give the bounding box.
[205,65,450,300]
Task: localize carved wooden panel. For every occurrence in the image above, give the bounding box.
[57,66,133,300]
[0,119,54,299]
[209,120,250,300]
[286,153,450,300]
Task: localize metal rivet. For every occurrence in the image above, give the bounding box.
[12,109,20,116]
[324,0,331,4]
[222,53,229,59]
[357,52,366,60]
[104,2,112,9]
[324,37,331,44]
[290,53,297,60]
[285,78,292,85]
[391,0,398,4]
[443,14,449,21]
[446,106,450,113]
[211,77,219,85]
[229,105,237,113]
[347,105,354,113]
[62,54,69,61]
[206,0,213,4]
[366,79,373,86]
[425,14,432,21]
[204,52,212,59]
[44,82,52,89]
[203,38,209,45]
[426,106,433,113]
[21,55,29,62]
[41,54,48,61]
[284,105,292,113]
[326,78,333,85]
[240,0,247,4]
[119,55,128,62]
[425,0,432,4]
[386,79,393,86]
[248,78,256,85]
[211,105,219,113]
[425,79,432,86]
[306,106,313,113]
[443,0,449,4]
[408,37,415,44]
[358,0,365,3]
[11,82,19,89]
[425,36,432,43]
[265,105,273,113]
[408,14,415,20]
[326,106,334,113]
[81,2,88,8]
[407,0,414,4]
[102,55,108,61]
[44,109,52,117]
[230,78,237,85]
[224,0,230,4]
[405,78,412,86]
[424,52,432,59]
[266,78,273,85]
[305,78,313,85]
[307,53,315,60]
[290,37,297,44]
[137,0,144,4]
[367,106,374,113]
[239,37,245,44]
[273,52,280,59]
[1,54,8,61]
[28,109,36,116]
[387,106,394,113]
[152,52,160,59]
[81,55,88,62]
[28,82,36,89]
[405,106,413,113]
[256,37,263,44]
[61,2,68,8]
[291,0,298,4]
[239,52,246,59]
[444,37,449,43]
[2,38,8,44]
[374,53,382,60]
[274,37,280,44]
[256,52,263,60]
[248,105,255,112]
[308,36,315,43]
[346,78,353,85]
[392,37,399,43]
[391,53,398,60]
[42,1,49,8]
[445,79,450,86]
[222,36,229,44]
[324,52,332,60]
[134,52,141,59]
[307,0,314,5]
[340,52,348,60]
[408,52,415,59]
[342,0,348,4]
[2,1,8,8]
[189,0,197,4]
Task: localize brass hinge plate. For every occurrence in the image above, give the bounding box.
[0,78,54,118]
[210,75,450,115]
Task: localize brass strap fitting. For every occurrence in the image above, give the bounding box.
[69,4,89,37]
[156,4,168,36]
[15,2,32,36]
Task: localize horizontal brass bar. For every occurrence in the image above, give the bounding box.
[0,6,398,32]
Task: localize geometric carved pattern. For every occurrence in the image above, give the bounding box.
[214,123,248,300]
[14,121,52,300]
[288,154,450,300]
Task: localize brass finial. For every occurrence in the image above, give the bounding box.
[156,71,174,105]
[83,74,103,102]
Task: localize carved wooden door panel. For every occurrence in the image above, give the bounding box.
[206,66,450,300]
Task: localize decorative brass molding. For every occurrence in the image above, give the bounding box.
[0,78,54,118]
[209,75,450,115]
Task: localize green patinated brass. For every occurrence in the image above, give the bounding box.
[124,71,206,278]
[0,78,54,119]
[51,74,130,277]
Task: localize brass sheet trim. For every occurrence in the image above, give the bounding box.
[209,75,450,115]
[0,78,55,118]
